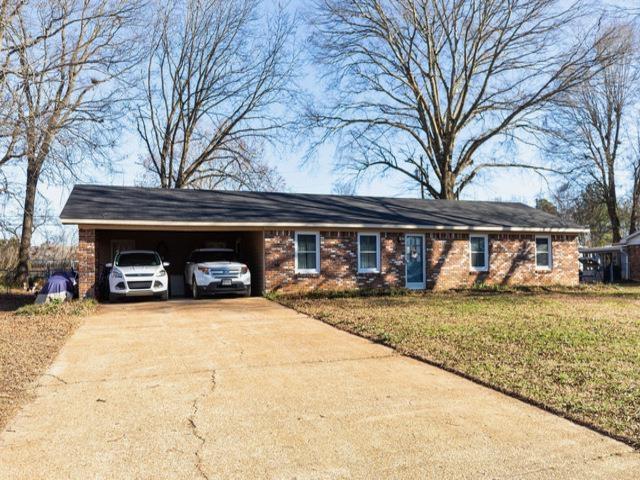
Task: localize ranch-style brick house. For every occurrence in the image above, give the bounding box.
[60,185,586,298]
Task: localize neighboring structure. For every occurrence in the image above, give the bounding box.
[580,231,640,283]
[60,185,585,298]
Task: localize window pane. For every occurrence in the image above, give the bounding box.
[537,253,549,267]
[298,252,317,270]
[471,252,486,268]
[470,236,486,268]
[536,238,550,267]
[406,235,424,283]
[359,235,378,270]
[298,234,317,253]
[407,257,423,283]
[536,238,549,254]
[361,252,377,269]
[470,237,485,254]
[116,253,160,267]
[360,235,377,252]
[191,250,237,263]
[306,252,317,269]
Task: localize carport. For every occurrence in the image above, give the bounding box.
[94,229,264,297]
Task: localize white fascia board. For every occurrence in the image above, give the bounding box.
[60,218,589,234]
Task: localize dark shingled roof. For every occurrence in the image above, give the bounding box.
[60,184,584,231]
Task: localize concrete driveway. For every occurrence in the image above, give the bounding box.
[1,298,638,479]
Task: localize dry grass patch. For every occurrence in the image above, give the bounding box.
[0,292,97,430]
[277,285,640,448]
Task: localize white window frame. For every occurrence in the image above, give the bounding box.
[357,232,380,274]
[469,234,489,272]
[535,235,553,270]
[294,231,320,274]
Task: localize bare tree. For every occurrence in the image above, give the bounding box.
[4,0,142,282]
[549,181,614,246]
[629,126,640,235]
[136,0,297,190]
[630,164,640,235]
[0,1,27,169]
[306,0,617,199]
[545,22,639,243]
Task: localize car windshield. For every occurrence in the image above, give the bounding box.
[190,250,237,263]
[115,252,161,267]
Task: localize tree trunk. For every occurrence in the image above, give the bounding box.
[630,198,638,236]
[606,196,622,243]
[15,161,39,284]
[630,171,640,235]
[438,168,456,199]
[604,162,622,243]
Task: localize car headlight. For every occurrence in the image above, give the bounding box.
[112,269,124,279]
[197,266,209,274]
[241,265,248,274]
[157,270,167,277]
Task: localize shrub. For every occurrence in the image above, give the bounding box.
[15,299,97,318]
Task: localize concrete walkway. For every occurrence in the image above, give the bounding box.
[1,298,638,479]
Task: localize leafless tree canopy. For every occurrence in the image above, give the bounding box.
[307,0,616,199]
[1,0,142,281]
[545,22,640,243]
[136,0,296,191]
[0,1,27,170]
[629,125,640,235]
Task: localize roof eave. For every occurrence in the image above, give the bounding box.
[60,218,589,234]
[579,245,624,253]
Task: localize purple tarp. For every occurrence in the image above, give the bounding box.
[35,271,77,303]
[40,272,74,295]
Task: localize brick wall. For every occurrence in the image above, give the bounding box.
[628,245,640,281]
[264,231,405,292]
[78,228,579,298]
[264,230,579,293]
[78,227,96,298]
[426,233,579,290]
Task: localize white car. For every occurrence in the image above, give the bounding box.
[106,250,169,302]
[184,248,251,298]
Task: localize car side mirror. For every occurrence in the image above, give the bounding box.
[163,262,170,268]
[105,263,113,268]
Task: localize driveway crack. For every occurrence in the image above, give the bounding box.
[231,353,398,371]
[41,373,67,385]
[187,369,216,480]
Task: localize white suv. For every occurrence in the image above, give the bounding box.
[185,248,251,298]
[106,250,169,302]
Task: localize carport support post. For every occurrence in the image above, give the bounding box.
[78,228,96,298]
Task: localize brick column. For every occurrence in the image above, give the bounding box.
[78,228,96,298]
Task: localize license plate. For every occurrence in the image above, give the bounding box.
[221,279,232,286]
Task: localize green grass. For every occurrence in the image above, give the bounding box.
[277,284,640,447]
[14,299,97,318]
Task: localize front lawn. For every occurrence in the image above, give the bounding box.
[0,292,96,430]
[277,285,640,447]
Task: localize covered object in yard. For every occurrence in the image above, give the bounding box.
[35,272,77,304]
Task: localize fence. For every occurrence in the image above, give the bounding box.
[0,260,78,293]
